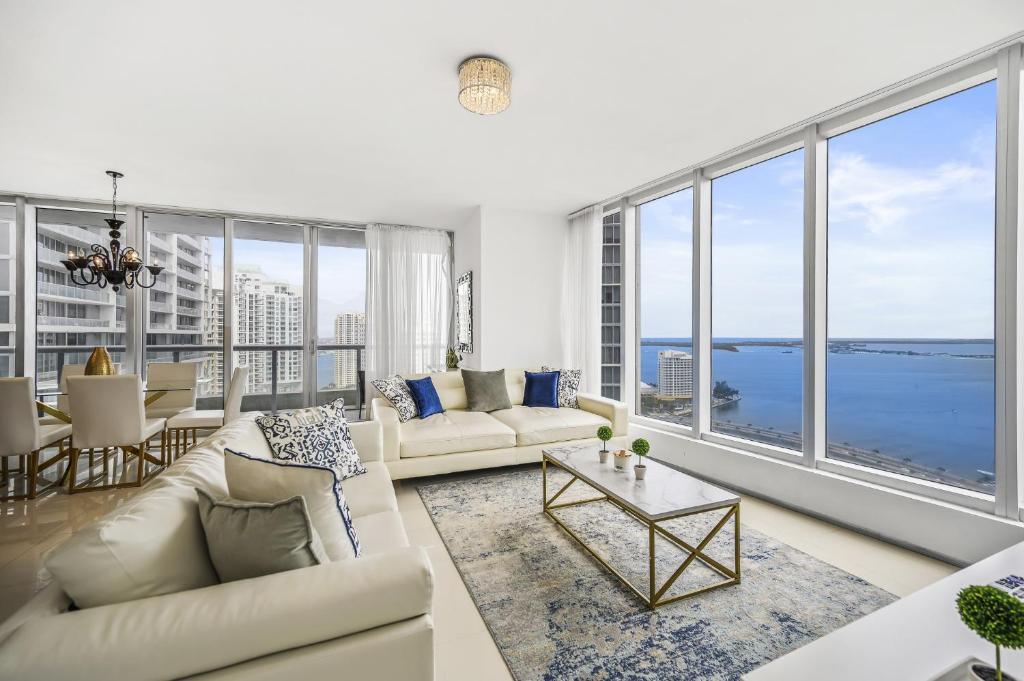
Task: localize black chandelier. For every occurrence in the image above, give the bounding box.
[61,170,164,292]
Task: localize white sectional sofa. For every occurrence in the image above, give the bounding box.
[0,415,434,681]
[372,369,629,479]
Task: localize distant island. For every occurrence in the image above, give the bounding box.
[639,338,994,360]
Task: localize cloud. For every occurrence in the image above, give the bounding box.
[828,152,993,234]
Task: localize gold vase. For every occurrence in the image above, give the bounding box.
[84,346,115,376]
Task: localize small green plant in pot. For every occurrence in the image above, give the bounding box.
[957,584,1024,681]
[596,426,613,459]
[632,438,650,481]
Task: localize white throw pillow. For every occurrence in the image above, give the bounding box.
[44,483,219,609]
[255,398,366,480]
[371,375,419,422]
[224,449,360,560]
[542,366,582,408]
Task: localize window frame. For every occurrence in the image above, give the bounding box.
[623,46,1014,515]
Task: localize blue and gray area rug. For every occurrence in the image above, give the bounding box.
[417,465,895,681]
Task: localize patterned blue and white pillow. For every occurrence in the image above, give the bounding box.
[371,375,419,422]
[256,398,366,480]
[542,366,582,409]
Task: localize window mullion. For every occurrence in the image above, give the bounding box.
[995,44,1022,518]
[804,125,828,468]
[693,168,712,437]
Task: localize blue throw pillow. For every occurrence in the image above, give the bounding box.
[523,370,560,408]
[405,376,444,418]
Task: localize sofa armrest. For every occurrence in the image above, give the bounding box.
[577,392,628,437]
[371,397,401,462]
[348,419,383,464]
[0,547,433,681]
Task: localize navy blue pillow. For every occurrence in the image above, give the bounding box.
[405,377,444,418]
[523,370,560,408]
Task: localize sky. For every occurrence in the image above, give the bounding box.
[640,79,997,340]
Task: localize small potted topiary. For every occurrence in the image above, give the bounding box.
[957,584,1024,681]
[632,438,650,480]
[596,426,613,463]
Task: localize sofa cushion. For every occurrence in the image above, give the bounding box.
[44,482,219,609]
[256,398,366,481]
[462,368,512,412]
[490,405,611,446]
[351,511,410,556]
[341,461,399,518]
[195,488,328,583]
[400,410,516,458]
[225,449,360,560]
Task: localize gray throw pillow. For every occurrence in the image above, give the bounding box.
[462,368,512,412]
[195,488,329,583]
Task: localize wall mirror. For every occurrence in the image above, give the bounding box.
[456,271,473,353]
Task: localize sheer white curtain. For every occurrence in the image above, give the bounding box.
[365,224,452,380]
[561,206,601,393]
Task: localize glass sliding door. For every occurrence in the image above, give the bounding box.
[315,226,366,411]
[232,221,306,412]
[34,208,126,392]
[143,212,225,408]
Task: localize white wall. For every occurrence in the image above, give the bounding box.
[453,207,482,370]
[452,206,565,370]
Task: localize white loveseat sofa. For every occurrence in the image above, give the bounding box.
[0,414,434,681]
[372,369,628,479]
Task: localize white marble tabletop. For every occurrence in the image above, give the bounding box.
[543,444,739,521]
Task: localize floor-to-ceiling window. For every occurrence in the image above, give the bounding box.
[710,150,804,450]
[34,208,126,391]
[0,205,14,377]
[315,226,366,407]
[233,220,306,412]
[826,81,997,494]
[143,212,225,408]
[637,187,693,427]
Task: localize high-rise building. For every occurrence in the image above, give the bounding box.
[234,268,303,395]
[144,228,219,397]
[658,350,693,398]
[333,312,366,389]
[0,206,15,377]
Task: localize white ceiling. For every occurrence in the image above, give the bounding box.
[1,0,1023,229]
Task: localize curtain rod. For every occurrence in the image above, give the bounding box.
[566,30,1024,220]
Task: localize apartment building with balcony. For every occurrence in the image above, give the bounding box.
[333,311,365,390]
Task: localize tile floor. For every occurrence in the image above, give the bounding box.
[0,469,957,680]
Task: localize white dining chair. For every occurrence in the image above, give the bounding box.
[166,366,248,461]
[144,362,199,420]
[0,377,72,501]
[66,375,167,493]
[38,362,122,425]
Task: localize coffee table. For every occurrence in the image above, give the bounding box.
[542,444,741,608]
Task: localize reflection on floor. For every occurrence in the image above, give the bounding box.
[0,465,957,681]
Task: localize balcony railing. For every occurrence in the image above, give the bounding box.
[36,280,112,303]
[37,316,113,329]
[34,343,366,418]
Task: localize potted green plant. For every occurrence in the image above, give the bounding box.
[632,438,650,480]
[957,584,1024,681]
[596,426,613,463]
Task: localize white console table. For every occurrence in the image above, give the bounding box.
[745,540,1024,680]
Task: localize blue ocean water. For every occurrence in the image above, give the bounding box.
[640,338,995,480]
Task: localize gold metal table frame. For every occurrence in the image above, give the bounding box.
[542,454,741,609]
